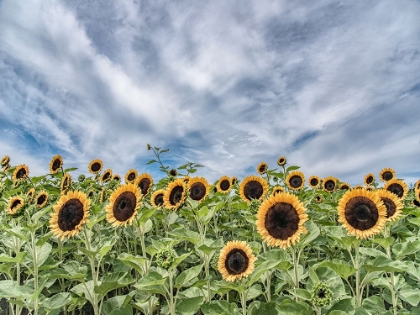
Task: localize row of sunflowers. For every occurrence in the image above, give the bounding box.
[1,147,420,315]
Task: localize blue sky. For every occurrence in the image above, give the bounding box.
[1,0,420,186]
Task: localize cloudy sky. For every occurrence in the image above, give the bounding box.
[1,0,419,186]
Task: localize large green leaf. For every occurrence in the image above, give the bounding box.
[175,296,204,315]
[168,228,201,245]
[399,287,420,306]
[200,301,238,315]
[175,264,204,289]
[0,252,26,263]
[134,271,167,295]
[42,293,72,311]
[362,256,407,273]
[315,261,357,279]
[118,253,149,274]
[95,272,135,296]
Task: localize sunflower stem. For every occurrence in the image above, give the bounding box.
[168,268,175,315]
[354,244,362,308]
[384,225,398,315]
[240,291,247,315]
[30,230,39,315]
[83,228,100,315]
[291,245,300,301]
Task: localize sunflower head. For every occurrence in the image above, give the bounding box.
[151,189,166,207]
[188,177,211,202]
[415,180,420,191]
[88,159,103,174]
[169,169,178,177]
[257,162,268,175]
[376,189,403,221]
[164,179,186,210]
[27,188,36,203]
[135,173,153,195]
[2,164,10,172]
[379,168,396,182]
[337,188,386,239]
[308,176,321,189]
[277,156,287,166]
[364,173,375,186]
[78,174,86,182]
[231,176,238,185]
[286,171,305,191]
[125,169,138,183]
[413,199,420,208]
[35,191,49,208]
[13,164,29,181]
[156,248,177,269]
[100,169,113,183]
[384,179,408,200]
[217,176,232,194]
[7,196,25,215]
[239,175,268,203]
[311,282,333,307]
[339,183,350,191]
[50,191,90,240]
[106,183,141,227]
[322,176,337,192]
[256,192,308,249]
[1,155,10,166]
[218,241,257,282]
[49,155,63,174]
[61,173,72,192]
[315,195,322,203]
[182,175,191,183]
[272,186,284,196]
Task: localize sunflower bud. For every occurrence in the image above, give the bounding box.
[311,282,333,307]
[78,174,86,182]
[156,248,177,269]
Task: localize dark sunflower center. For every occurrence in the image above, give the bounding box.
[138,178,151,194]
[366,176,374,185]
[310,178,319,186]
[113,191,137,222]
[244,181,263,201]
[383,171,393,181]
[340,185,349,190]
[169,186,184,205]
[289,176,303,188]
[11,199,22,209]
[225,249,249,275]
[387,183,404,198]
[52,159,61,171]
[58,199,84,231]
[169,169,177,176]
[127,173,136,181]
[324,180,335,191]
[154,193,164,206]
[37,195,46,205]
[259,165,267,173]
[88,191,94,197]
[190,182,206,201]
[265,202,300,240]
[345,196,378,231]
[381,197,396,218]
[220,180,230,191]
[16,168,27,179]
[102,172,111,181]
[63,178,69,188]
[279,158,285,164]
[413,199,420,207]
[318,289,326,299]
[91,162,101,172]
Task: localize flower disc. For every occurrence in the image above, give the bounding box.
[13,164,29,181]
[240,175,268,203]
[1,155,10,166]
[322,176,337,192]
[188,177,210,202]
[125,169,138,183]
[339,183,350,191]
[384,179,408,200]
[218,241,257,282]
[50,191,90,240]
[256,193,308,249]
[106,183,141,226]
[272,186,284,196]
[61,173,72,192]
[101,169,113,183]
[164,179,186,210]
[49,155,63,174]
[379,168,395,182]
[135,173,153,195]
[286,171,305,191]
[151,189,165,207]
[169,169,178,177]
[337,189,386,239]
[217,176,232,193]
[364,173,375,186]
[277,156,287,166]
[376,189,403,221]
[308,176,320,188]
[113,174,121,182]
[36,191,49,208]
[7,196,25,215]
[257,162,268,175]
[88,159,103,174]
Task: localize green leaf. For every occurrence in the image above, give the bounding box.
[370,237,394,249]
[0,280,35,299]
[399,287,420,306]
[0,252,26,263]
[200,301,238,315]
[362,296,385,313]
[139,207,156,225]
[95,272,135,296]
[71,281,95,304]
[168,228,201,245]
[4,227,29,241]
[316,261,356,279]
[42,293,72,311]
[392,240,420,259]
[327,298,354,314]
[134,271,167,295]
[175,264,204,289]
[64,167,78,172]
[118,253,149,274]
[175,296,204,315]
[277,299,313,315]
[362,256,407,273]
[299,221,320,248]
[171,252,191,269]
[146,159,157,165]
[286,166,300,172]
[359,247,387,258]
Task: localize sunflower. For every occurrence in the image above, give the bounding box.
[353,185,364,190]
[35,191,49,208]
[13,164,29,181]
[379,168,396,182]
[27,188,36,203]
[99,188,105,203]
[257,162,268,175]
[125,169,138,183]
[384,179,408,200]
[256,192,308,249]
[415,180,420,191]
[61,173,72,192]
[364,173,375,186]
[50,191,90,240]
[308,176,321,189]
[277,156,287,166]
[49,155,63,174]
[2,164,10,172]
[218,241,257,282]
[416,189,420,202]
[339,183,350,191]
[112,174,121,182]
[322,176,337,192]
[315,195,322,203]
[413,199,420,208]
[376,189,403,221]
[239,175,268,203]
[88,159,103,174]
[106,183,141,226]
[169,169,178,177]
[101,169,113,183]
[272,186,284,196]
[188,177,210,202]
[164,179,186,210]
[217,176,232,193]
[337,188,386,239]
[182,175,191,183]
[286,171,305,191]
[1,155,10,166]
[151,189,166,207]
[88,189,95,198]
[7,196,25,215]
[135,173,153,195]
[231,176,238,185]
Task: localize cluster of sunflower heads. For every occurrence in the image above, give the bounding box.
[155,248,177,269]
[311,282,333,307]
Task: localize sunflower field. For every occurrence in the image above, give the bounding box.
[1,147,420,315]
